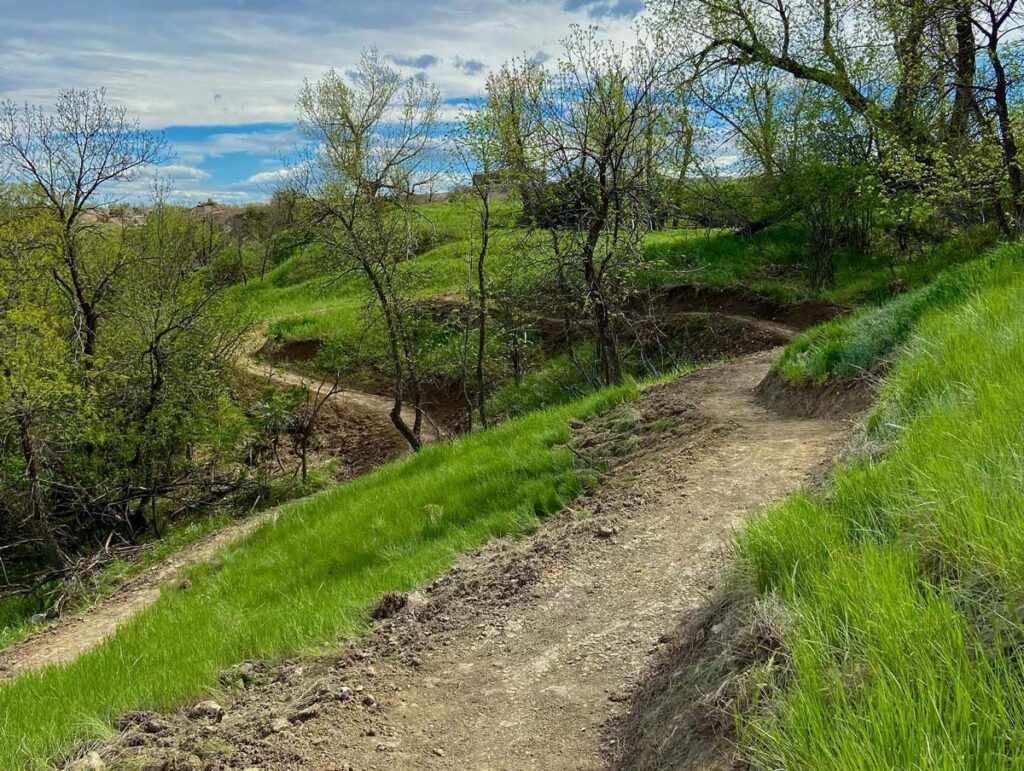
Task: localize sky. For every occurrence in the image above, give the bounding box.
[0,0,644,202]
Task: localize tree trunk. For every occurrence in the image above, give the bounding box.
[364,267,420,451]
[475,200,490,429]
[948,1,977,141]
[988,44,1024,230]
[15,406,66,568]
[581,188,622,387]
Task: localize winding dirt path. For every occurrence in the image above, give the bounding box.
[95,349,849,771]
[0,509,281,679]
[319,351,845,770]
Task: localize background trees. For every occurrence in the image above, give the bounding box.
[492,29,689,386]
[0,93,246,588]
[0,90,166,361]
[652,0,1024,279]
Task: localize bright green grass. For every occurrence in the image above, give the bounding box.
[0,380,635,768]
[230,226,539,351]
[735,263,1024,768]
[490,342,697,420]
[776,242,1024,384]
[639,222,997,306]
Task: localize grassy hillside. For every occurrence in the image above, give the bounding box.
[731,244,1024,767]
[639,222,995,305]
[237,208,995,370]
[776,242,1023,385]
[0,381,634,768]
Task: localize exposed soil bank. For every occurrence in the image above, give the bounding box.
[636,284,847,330]
[754,367,877,419]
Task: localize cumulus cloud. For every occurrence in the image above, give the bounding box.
[389,53,440,69]
[0,1,640,127]
[242,168,294,186]
[0,0,643,199]
[454,57,487,75]
[171,127,302,165]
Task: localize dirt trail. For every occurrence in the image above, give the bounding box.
[0,510,280,678]
[93,350,848,771]
[243,363,446,444]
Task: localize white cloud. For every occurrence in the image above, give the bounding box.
[241,168,294,186]
[153,163,210,180]
[0,1,643,128]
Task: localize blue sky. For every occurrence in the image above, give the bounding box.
[0,0,643,201]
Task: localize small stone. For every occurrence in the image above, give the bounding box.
[337,685,351,701]
[594,525,618,538]
[291,705,321,722]
[376,743,394,752]
[710,623,724,636]
[362,695,377,707]
[69,751,105,770]
[188,700,224,722]
[267,716,292,734]
[432,747,445,757]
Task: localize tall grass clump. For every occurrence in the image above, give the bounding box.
[0,382,634,767]
[775,243,1024,385]
[734,272,1024,768]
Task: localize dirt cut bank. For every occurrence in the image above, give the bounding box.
[79,350,849,771]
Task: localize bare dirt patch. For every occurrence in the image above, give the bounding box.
[75,351,847,771]
[0,512,278,679]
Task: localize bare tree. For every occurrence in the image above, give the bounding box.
[0,90,167,362]
[297,51,440,450]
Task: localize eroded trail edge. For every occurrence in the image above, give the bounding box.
[88,350,848,771]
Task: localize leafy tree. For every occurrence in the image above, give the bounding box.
[494,28,688,386]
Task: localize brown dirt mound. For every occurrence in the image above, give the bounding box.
[611,587,785,771]
[755,367,877,419]
[651,312,794,361]
[640,284,847,330]
[258,337,323,365]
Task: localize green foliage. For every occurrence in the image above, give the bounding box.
[0,381,636,767]
[735,266,1024,768]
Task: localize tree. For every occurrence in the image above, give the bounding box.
[495,28,688,386]
[297,51,440,450]
[0,90,166,362]
[451,100,509,428]
[652,0,1024,235]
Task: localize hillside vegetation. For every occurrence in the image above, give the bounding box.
[3,0,1024,766]
[730,244,1024,766]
